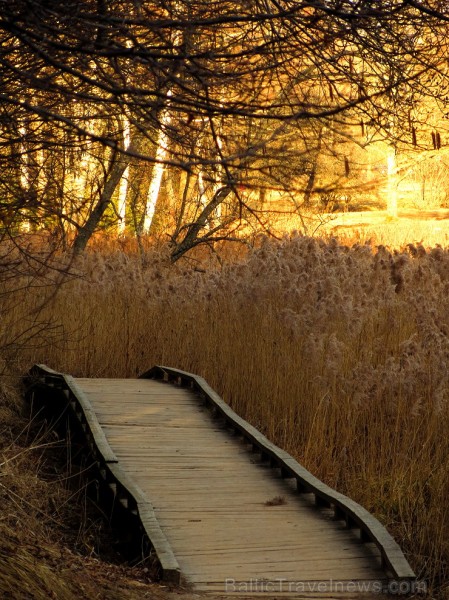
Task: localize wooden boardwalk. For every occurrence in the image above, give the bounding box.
[27,365,416,596]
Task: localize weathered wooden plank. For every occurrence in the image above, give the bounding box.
[184,563,384,577]
[175,550,379,564]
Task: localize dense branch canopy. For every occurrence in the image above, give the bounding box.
[0,0,448,255]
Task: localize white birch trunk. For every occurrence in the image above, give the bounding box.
[117,116,131,235]
[18,122,31,232]
[142,95,172,233]
[37,148,46,196]
[19,124,29,191]
[198,170,206,201]
[142,12,186,234]
[211,133,223,222]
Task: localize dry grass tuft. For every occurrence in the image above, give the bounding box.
[0,373,164,598]
[0,522,162,600]
[3,235,449,596]
[0,527,77,600]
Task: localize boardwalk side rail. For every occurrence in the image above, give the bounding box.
[25,364,181,584]
[140,365,416,584]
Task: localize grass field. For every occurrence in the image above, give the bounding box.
[323,208,449,248]
[2,229,449,598]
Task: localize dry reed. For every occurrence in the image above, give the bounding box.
[2,234,449,596]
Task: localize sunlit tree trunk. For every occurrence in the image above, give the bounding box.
[303,128,323,207]
[71,151,90,224]
[198,169,206,202]
[171,186,232,262]
[73,140,136,253]
[18,121,31,232]
[211,133,223,223]
[142,101,172,234]
[142,5,187,235]
[19,124,29,192]
[117,116,131,235]
[386,144,398,218]
[197,132,223,228]
[172,170,192,242]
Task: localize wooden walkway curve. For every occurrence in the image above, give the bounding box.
[26,365,416,596]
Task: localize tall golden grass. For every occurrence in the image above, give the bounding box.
[3,234,449,596]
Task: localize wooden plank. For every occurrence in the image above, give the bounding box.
[183,563,384,578]
[173,546,380,561]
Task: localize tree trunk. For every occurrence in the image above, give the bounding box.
[142,108,172,233]
[171,186,231,262]
[386,145,398,218]
[72,147,131,253]
[117,166,129,236]
[117,117,131,236]
[303,128,323,207]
